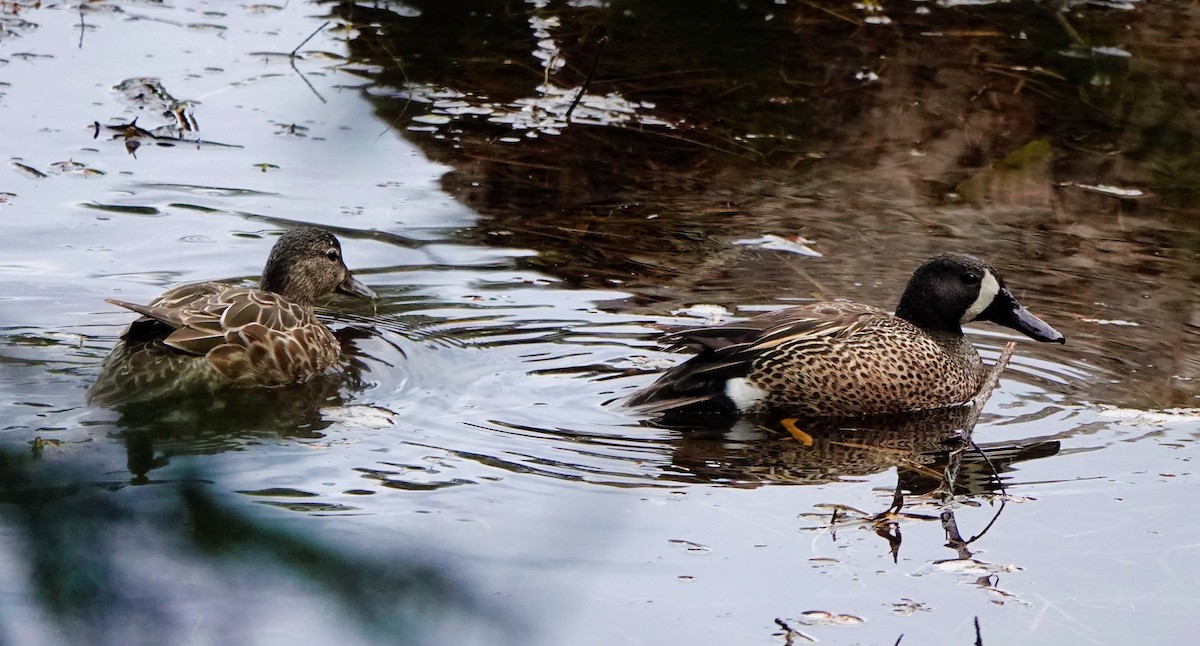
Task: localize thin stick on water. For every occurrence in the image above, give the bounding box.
[292,21,331,58]
[284,21,332,104]
[565,36,608,123]
[937,341,1016,499]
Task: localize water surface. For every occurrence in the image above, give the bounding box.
[2,1,1199,645]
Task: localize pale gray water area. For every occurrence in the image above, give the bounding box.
[2,2,1199,645]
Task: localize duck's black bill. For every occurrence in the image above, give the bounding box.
[338,274,378,300]
[981,289,1065,344]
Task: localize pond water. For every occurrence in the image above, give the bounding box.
[2,1,1199,645]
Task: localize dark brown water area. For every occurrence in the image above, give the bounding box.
[1,1,1198,644]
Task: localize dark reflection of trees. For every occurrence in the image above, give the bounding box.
[326,0,1200,250]
[0,450,508,646]
[324,1,1200,410]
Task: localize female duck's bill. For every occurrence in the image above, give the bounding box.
[628,253,1066,418]
[337,272,376,301]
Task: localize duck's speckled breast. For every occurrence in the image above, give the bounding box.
[746,316,985,416]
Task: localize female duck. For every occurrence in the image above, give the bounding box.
[628,253,1065,417]
[90,227,376,404]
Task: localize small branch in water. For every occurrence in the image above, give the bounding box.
[282,21,331,104]
[1052,10,1085,47]
[969,439,1009,498]
[773,617,815,644]
[96,118,244,151]
[884,479,904,515]
[291,21,330,58]
[875,522,902,563]
[291,59,328,104]
[797,0,864,26]
[78,8,86,49]
[940,508,973,560]
[938,341,1016,498]
[961,492,1006,545]
[565,36,608,124]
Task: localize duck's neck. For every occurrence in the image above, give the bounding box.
[261,267,317,306]
[894,290,964,336]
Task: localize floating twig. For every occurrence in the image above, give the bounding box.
[773,617,815,644]
[565,36,608,123]
[938,341,1016,498]
[797,0,863,26]
[940,508,973,560]
[286,21,332,103]
[290,58,328,104]
[77,7,86,49]
[291,20,330,58]
[95,119,244,151]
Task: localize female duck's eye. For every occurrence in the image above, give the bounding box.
[962,273,981,285]
[326,250,340,261]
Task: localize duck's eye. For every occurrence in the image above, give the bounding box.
[326,250,340,262]
[962,273,982,285]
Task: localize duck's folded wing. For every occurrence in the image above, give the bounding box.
[629,303,882,414]
[108,284,320,357]
[661,303,880,349]
[106,283,231,355]
[178,289,312,355]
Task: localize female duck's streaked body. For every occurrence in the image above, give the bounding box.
[89,227,376,405]
[628,253,1065,417]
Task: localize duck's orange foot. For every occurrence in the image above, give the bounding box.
[780,418,813,446]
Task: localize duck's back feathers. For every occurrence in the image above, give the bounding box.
[108,282,228,354]
[663,302,878,352]
[629,302,987,417]
[103,283,338,389]
[628,303,885,415]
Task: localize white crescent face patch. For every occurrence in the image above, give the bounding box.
[960,270,1000,324]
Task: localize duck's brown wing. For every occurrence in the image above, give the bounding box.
[107,284,317,356]
[107,282,229,353]
[628,302,883,414]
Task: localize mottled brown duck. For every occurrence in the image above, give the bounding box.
[628,253,1065,417]
[89,227,376,405]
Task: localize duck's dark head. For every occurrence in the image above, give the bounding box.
[894,253,1065,343]
[260,227,377,305]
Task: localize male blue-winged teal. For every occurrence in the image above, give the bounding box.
[628,253,1065,417]
[89,227,376,404]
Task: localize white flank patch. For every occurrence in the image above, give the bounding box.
[960,271,1000,323]
[724,377,769,412]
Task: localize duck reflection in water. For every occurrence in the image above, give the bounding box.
[665,408,1059,495]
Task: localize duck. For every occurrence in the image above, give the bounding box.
[89,227,376,404]
[627,253,1065,417]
